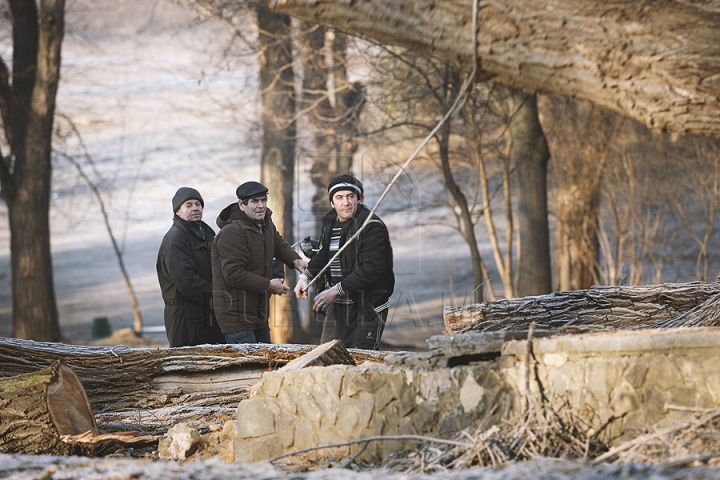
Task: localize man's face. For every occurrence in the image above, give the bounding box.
[331,190,362,222]
[239,195,268,222]
[176,199,203,222]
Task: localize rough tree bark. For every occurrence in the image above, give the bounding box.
[0,361,97,455]
[0,340,388,429]
[271,0,720,138]
[0,0,65,341]
[444,281,720,334]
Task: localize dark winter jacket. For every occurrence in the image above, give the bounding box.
[212,203,301,333]
[156,216,224,347]
[306,204,394,309]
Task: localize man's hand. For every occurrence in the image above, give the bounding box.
[294,277,308,299]
[293,258,308,273]
[269,278,290,295]
[313,285,339,312]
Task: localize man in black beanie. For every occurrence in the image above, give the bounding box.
[295,174,394,350]
[156,187,225,347]
[212,181,307,344]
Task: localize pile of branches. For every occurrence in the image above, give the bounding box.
[375,402,606,475]
[594,406,720,467]
[272,390,720,474]
[369,405,720,475]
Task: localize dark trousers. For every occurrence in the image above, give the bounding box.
[225,326,271,344]
[320,302,387,350]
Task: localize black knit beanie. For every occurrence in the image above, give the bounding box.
[328,174,363,201]
[172,187,204,213]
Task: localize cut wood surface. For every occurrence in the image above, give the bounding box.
[0,340,388,428]
[0,361,97,455]
[272,0,720,138]
[280,340,356,371]
[444,282,720,334]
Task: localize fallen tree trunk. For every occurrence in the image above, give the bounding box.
[650,294,720,329]
[0,340,388,430]
[0,361,98,455]
[271,0,720,138]
[444,282,720,334]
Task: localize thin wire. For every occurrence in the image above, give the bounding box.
[304,0,481,292]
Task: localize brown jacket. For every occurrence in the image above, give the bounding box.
[211,203,300,333]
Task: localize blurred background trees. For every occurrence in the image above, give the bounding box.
[2,0,720,342]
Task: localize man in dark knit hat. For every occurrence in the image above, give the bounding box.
[212,181,307,344]
[295,174,394,350]
[156,187,225,347]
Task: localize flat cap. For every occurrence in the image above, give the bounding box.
[236,181,269,201]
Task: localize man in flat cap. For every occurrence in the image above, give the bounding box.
[212,181,307,343]
[295,174,394,350]
[157,187,225,347]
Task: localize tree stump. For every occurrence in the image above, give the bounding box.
[0,361,98,455]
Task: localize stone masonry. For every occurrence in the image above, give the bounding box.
[235,363,511,463]
[234,327,720,463]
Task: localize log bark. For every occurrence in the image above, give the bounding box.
[444,281,720,334]
[0,361,97,455]
[271,0,720,138]
[0,340,388,430]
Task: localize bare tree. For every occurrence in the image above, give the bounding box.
[0,0,65,341]
[298,24,364,232]
[53,115,145,335]
[545,98,623,290]
[504,91,551,296]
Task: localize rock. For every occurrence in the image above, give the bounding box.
[158,424,200,461]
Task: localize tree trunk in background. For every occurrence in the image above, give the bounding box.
[301,22,334,230]
[556,181,601,290]
[273,0,720,138]
[300,25,364,233]
[550,100,622,291]
[508,91,552,296]
[254,5,300,344]
[0,0,65,341]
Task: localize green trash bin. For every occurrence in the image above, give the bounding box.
[92,316,112,339]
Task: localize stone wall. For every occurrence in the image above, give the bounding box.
[499,327,720,444]
[234,364,511,463]
[234,327,720,463]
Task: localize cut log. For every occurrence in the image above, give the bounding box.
[0,340,390,430]
[280,340,356,371]
[0,361,98,455]
[650,294,720,329]
[444,282,720,335]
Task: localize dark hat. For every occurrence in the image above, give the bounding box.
[236,181,269,201]
[172,187,204,213]
[328,174,363,201]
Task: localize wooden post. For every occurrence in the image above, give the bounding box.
[0,360,97,454]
